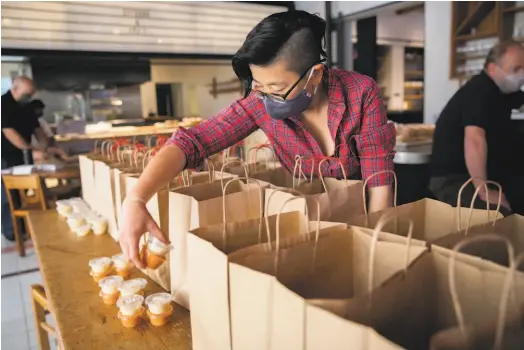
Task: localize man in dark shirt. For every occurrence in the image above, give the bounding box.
[1,76,48,241]
[430,41,524,215]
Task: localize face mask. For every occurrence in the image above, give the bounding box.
[18,94,33,104]
[496,67,524,93]
[262,70,318,120]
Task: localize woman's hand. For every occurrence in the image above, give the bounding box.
[118,199,168,269]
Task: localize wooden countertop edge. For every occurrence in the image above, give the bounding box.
[26,211,192,350]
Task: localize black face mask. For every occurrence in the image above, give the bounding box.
[18,94,33,105]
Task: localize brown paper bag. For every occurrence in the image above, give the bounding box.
[227,212,427,350]
[187,210,346,350]
[433,214,524,269]
[347,176,503,243]
[92,160,119,240]
[79,155,96,208]
[306,236,524,350]
[169,178,271,309]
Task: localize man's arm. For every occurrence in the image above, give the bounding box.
[2,128,33,150]
[355,79,396,213]
[464,126,488,188]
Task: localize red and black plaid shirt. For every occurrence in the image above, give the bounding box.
[167,68,395,187]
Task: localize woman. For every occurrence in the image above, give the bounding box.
[119,10,396,267]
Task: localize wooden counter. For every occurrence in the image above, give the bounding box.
[27,211,192,350]
[54,127,178,143]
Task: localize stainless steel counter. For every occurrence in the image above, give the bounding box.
[394,142,432,165]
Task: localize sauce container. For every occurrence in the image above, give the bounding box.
[117,294,144,328]
[88,257,112,282]
[119,278,147,297]
[142,236,172,269]
[98,276,123,305]
[111,254,133,278]
[145,293,173,326]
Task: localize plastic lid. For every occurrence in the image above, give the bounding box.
[56,200,71,206]
[98,275,123,288]
[145,293,172,306]
[66,213,84,220]
[88,257,111,268]
[117,294,144,309]
[119,278,147,292]
[148,236,172,252]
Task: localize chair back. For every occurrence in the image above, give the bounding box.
[2,174,48,210]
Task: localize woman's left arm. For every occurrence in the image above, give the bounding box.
[355,79,396,213]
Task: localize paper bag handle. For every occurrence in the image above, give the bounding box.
[248,144,277,172]
[463,180,502,235]
[449,235,515,350]
[220,159,249,188]
[362,170,398,226]
[368,213,414,294]
[456,178,490,231]
[264,188,304,248]
[221,177,264,250]
[274,196,321,274]
[292,155,311,189]
[317,157,348,191]
[224,143,245,163]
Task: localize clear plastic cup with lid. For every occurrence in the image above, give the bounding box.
[111,253,133,278]
[88,257,112,282]
[56,200,73,217]
[117,294,144,328]
[66,213,86,230]
[146,293,173,326]
[75,224,91,237]
[142,236,172,269]
[118,278,147,297]
[98,276,123,305]
[91,217,108,235]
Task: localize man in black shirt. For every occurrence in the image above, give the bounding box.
[1,76,49,241]
[430,41,524,215]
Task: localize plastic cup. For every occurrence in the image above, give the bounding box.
[117,295,144,328]
[112,254,132,278]
[119,278,147,297]
[91,218,108,235]
[98,276,123,305]
[74,224,91,237]
[89,257,112,274]
[147,236,171,256]
[145,293,172,315]
[143,236,172,269]
[56,200,72,217]
[66,213,86,230]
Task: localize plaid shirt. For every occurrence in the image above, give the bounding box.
[167,68,395,187]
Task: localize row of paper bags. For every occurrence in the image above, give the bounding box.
[78,146,524,349]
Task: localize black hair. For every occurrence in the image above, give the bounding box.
[232,10,327,98]
[29,99,45,109]
[484,40,524,69]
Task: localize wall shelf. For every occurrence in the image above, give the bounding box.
[450,1,524,81]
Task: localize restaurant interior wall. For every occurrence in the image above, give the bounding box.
[423,1,459,124]
[142,61,242,119]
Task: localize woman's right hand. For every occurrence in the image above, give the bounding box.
[118,199,168,269]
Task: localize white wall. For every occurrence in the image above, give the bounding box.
[424,1,459,124]
[142,62,242,118]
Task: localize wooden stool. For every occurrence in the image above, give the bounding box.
[31,285,61,350]
[2,175,48,257]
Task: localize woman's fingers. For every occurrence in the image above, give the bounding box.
[128,235,145,269]
[146,219,169,244]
